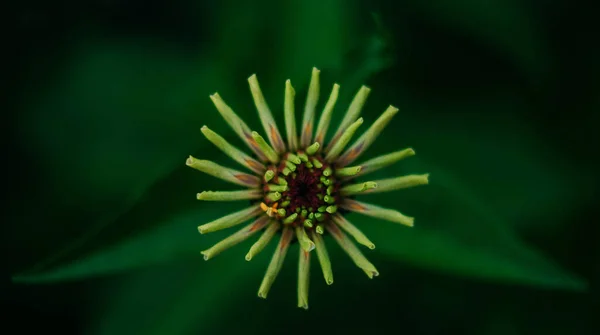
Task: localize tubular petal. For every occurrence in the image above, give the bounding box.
[201,216,270,260]
[325,117,363,162]
[301,67,320,148]
[246,222,280,261]
[341,199,414,227]
[306,142,320,155]
[258,226,294,298]
[248,74,286,153]
[327,223,379,278]
[197,190,262,201]
[209,93,268,161]
[335,165,362,177]
[332,214,375,249]
[296,227,315,252]
[297,248,311,310]
[349,148,415,180]
[337,105,399,167]
[186,156,260,187]
[284,79,298,151]
[326,86,370,151]
[314,83,340,146]
[198,206,262,234]
[311,231,333,285]
[251,131,280,163]
[361,174,429,194]
[340,181,378,195]
[200,126,265,174]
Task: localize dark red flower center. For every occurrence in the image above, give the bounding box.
[285,163,323,212]
[261,153,340,230]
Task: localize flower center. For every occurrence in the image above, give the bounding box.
[286,164,321,210]
[261,151,339,231]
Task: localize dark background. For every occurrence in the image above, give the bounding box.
[4,0,599,334]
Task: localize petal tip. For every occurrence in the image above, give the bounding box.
[200,251,210,261]
[186,156,195,165]
[368,270,380,278]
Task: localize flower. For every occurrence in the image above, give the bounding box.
[186,67,429,309]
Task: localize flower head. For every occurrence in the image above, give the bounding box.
[187,67,429,309]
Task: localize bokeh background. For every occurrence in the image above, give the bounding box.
[4,0,599,334]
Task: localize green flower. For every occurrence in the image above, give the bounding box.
[186,67,429,309]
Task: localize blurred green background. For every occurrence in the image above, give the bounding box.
[4,0,599,334]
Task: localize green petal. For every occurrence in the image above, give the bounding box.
[295,227,315,252]
[200,126,265,174]
[246,222,280,261]
[197,190,261,201]
[251,131,280,164]
[340,181,378,196]
[347,148,415,180]
[327,222,379,279]
[326,86,370,151]
[284,79,299,151]
[297,248,311,310]
[186,156,260,187]
[209,93,268,162]
[300,67,320,148]
[325,117,363,162]
[310,231,333,285]
[201,216,270,260]
[336,105,398,167]
[248,74,286,154]
[305,142,320,155]
[335,165,362,177]
[332,214,375,249]
[359,174,429,195]
[314,83,340,146]
[257,226,294,299]
[341,199,414,227]
[198,206,263,234]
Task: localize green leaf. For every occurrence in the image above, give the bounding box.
[13,208,206,283]
[394,96,591,231]
[343,94,587,290]
[10,42,220,273]
[412,0,549,76]
[89,251,266,335]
